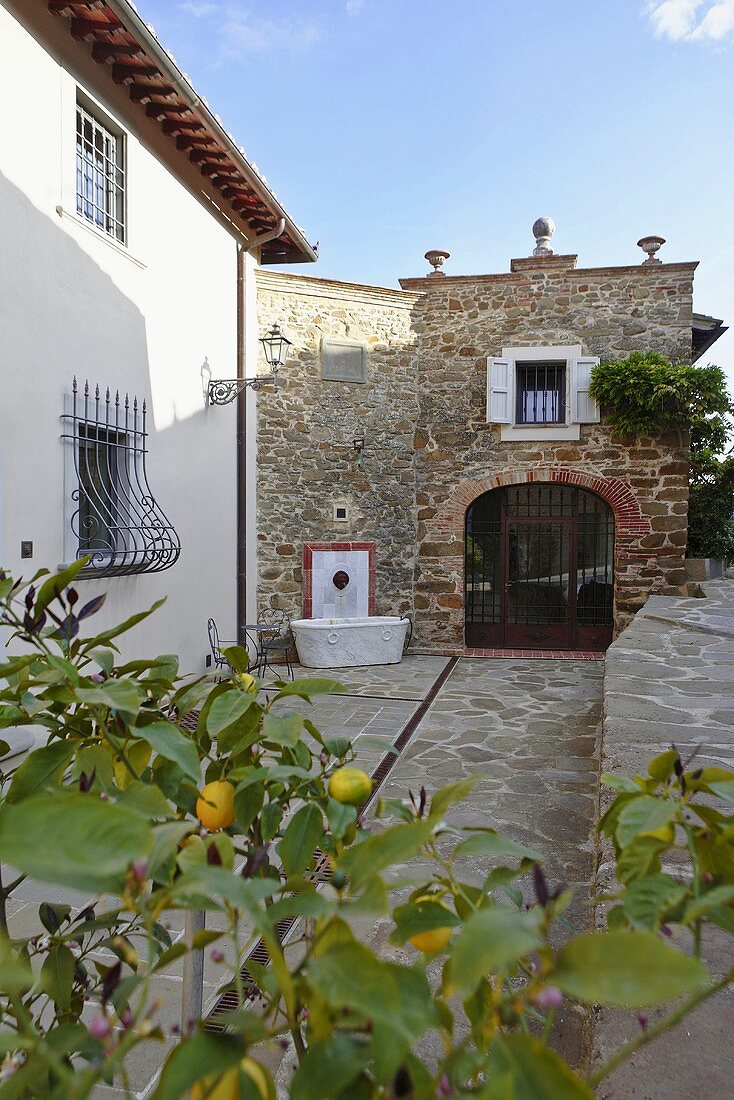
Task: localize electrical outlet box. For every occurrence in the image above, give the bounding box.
[205,654,212,668]
[20,541,33,559]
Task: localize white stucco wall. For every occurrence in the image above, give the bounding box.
[0,1,245,674]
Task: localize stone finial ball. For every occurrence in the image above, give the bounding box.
[533,217,556,240]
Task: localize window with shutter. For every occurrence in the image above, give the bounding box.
[486,358,513,423]
[571,357,601,423]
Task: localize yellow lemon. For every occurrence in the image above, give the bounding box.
[237,672,258,693]
[408,895,455,954]
[196,780,236,832]
[328,767,372,807]
[191,1058,271,1100]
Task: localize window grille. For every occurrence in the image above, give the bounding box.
[62,379,180,577]
[76,102,126,244]
[516,362,566,424]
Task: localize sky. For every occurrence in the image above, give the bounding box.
[140,0,734,381]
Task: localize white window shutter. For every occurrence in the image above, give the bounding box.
[571,356,600,423]
[487,358,513,424]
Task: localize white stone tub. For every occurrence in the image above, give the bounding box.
[290,616,410,669]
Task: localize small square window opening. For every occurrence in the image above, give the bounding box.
[516,361,566,425]
[333,503,349,522]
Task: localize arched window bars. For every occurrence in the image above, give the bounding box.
[62,378,181,577]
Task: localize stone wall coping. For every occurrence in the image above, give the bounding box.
[399,260,698,290]
[256,269,419,310]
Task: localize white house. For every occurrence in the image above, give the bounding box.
[0,0,316,679]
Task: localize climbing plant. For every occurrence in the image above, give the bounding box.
[0,561,733,1097]
[590,352,734,559]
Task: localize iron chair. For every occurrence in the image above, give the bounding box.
[207,618,236,675]
[249,608,294,681]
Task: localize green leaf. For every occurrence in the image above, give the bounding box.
[222,645,251,674]
[0,793,153,893]
[647,749,680,782]
[708,780,734,804]
[272,677,346,700]
[327,797,357,839]
[135,721,200,783]
[76,678,145,716]
[35,559,88,615]
[6,742,73,803]
[206,691,256,737]
[622,874,686,931]
[262,712,303,748]
[391,899,460,945]
[153,1032,245,1100]
[430,776,481,820]
[445,907,542,997]
[601,773,643,793]
[682,885,734,923]
[338,820,433,890]
[117,780,173,820]
[454,829,541,863]
[170,866,274,916]
[234,781,264,832]
[41,945,75,1010]
[616,796,677,849]
[616,836,668,884]
[554,930,709,1007]
[291,1036,371,1100]
[148,821,195,877]
[488,1034,594,1099]
[279,804,324,877]
[261,802,284,843]
[0,941,34,993]
[306,942,438,1067]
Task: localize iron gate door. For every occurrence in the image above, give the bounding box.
[465,485,614,651]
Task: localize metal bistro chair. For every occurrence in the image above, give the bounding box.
[249,608,294,681]
[207,617,236,675]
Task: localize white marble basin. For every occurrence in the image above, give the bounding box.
[290,616,410,669]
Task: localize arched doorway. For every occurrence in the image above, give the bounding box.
[465,483,614,651]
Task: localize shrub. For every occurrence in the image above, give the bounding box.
[0,562,732,1097]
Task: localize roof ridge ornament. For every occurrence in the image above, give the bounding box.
[424,249,451,277]
[637,235,666,264]
[532,217,555,257]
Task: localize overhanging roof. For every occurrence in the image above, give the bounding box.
[46,0,317,264]
[692,312,728,363]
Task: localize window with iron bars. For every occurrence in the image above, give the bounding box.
[76,100,126,244]
[62,380,180,577]
[515,361,566,424]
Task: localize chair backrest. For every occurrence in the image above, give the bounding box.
[207,617,221,658]
[258,607,288,635]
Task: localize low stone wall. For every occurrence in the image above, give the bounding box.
[597,575,734,1097]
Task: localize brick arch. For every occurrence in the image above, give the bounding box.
[433,467,651,547]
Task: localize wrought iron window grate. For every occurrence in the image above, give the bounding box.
[516,361,566,424]
[62,379,180,577]
[76,102,126,244]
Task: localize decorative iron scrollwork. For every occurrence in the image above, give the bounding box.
[62,378,180,577]
[526,631,552,643]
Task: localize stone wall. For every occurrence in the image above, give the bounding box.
[400,255,694,647]
[256,253,695,647]
[255,271,419,621]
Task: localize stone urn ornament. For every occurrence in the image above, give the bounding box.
[424,249,450,276]
[637,235,666,264]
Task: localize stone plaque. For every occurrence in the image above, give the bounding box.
[321,338,367,383]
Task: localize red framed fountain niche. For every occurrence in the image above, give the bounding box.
[302,542,376,619]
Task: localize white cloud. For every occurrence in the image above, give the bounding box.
[346,0,365,14]
[177,2,321,57]
[645,0,734,41]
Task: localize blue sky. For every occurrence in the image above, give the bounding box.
[142,1,734,379]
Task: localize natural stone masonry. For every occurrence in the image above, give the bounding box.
[257,252,694,646]
[597,576,734,1098]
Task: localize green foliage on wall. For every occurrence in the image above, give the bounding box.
[590,352,734,560]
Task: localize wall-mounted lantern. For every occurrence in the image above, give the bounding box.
[208,323,293,406]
